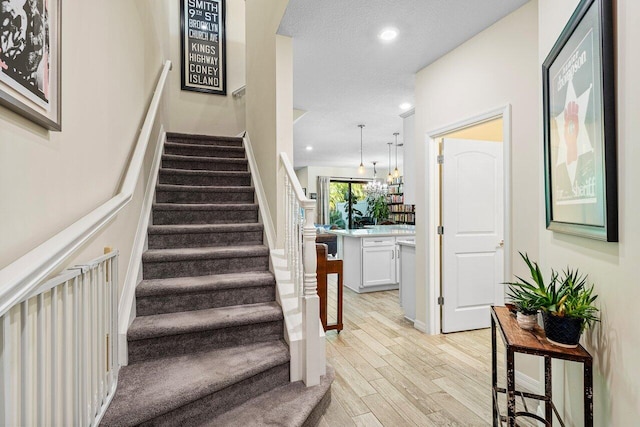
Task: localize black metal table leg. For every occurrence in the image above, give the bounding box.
[492,315,498,427]
[507,348,515,426]
[545,355,552,424]
[584,360,593,427]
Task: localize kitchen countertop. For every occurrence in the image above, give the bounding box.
[327,225,415,238]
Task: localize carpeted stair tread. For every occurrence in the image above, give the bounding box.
[162,153,248,165]
[164,142,246,158]
[128,301,283,341]
[165,141,245,152]
[161,154,249,173]
[202,366,335,427]
[148,223,263,235]
[159,168,251,178]
[136,271,275,297]
[167,132,244,146]
[152,203,259,225]
[158,169,252,186]
[100,341,289,427]
[142,245,268,262]
[156,184,255,193]
[153,202,258,211]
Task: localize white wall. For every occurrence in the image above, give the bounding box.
[402,112,416,205]
[413,0,540,375]
[165,0,246,136]
[0,0,171,294]
[414,0,540,322]
[539,0,640,424]
[245,0,291,247]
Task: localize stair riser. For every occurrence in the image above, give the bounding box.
[162,158,248,172]
[167,138,243,147]
[159,172,251,187]
[153,209,258,225]
[165,145,245,158]
[156,190,254,204]
[128,320,284,364]
[137,363,289,427]
[136,286,276,316]
[148,230,263,249]
[143,256,269,279]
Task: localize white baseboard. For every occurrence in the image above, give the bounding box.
[117,128,166,366]
[413,319,427,333]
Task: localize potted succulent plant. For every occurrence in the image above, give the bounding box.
[541,267,599,348]
[504,253,546,330]
[506,252,599,347]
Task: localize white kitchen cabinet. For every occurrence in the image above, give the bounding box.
[329,228,415,293]
[362,244,396,288]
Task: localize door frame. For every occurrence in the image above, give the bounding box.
[425,104,512,334]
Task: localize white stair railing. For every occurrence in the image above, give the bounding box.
[0,60,171,425]
[0,250,119,426]
[279,153,324,387]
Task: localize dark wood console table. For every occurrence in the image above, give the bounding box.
[316,243,343,332]
[491,306,593,426]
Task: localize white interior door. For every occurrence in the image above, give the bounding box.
[442,138,504,333]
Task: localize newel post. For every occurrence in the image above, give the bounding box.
[301,201,321,386]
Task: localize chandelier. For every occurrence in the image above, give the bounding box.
[364,161,388,198]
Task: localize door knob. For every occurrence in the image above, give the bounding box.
[497,240,504,248]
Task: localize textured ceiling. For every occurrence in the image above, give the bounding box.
[278,0,529,169]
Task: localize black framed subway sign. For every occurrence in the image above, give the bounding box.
[181,0,226,95]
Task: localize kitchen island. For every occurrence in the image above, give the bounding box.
[328,226,415,293]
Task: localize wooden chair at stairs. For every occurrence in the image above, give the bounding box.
[316,243,343,332]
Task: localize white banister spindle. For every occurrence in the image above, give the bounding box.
[91,267,98,423]
[20,301,29,426]
[51,286,59,425]
[58,278,69,426]
[0,313,8,426]
[37,293,45,426]
[112,254,119,385]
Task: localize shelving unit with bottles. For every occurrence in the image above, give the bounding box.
[386,176,415,225]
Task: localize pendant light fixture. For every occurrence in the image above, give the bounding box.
[387,142,393,183]
[393,132,400,178]
[364,161,388,198]
[358,124,365,174]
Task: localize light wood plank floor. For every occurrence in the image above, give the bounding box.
[318,281,537,426]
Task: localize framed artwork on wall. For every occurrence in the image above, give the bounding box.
[542,0,617,242]
[0,0,62,130]
[180,0,226,95]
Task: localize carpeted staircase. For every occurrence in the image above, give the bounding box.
[101,133,332,426]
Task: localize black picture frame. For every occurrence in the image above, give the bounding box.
[180,0,227,95]
[542,0,617,242]
[0,0,62,130]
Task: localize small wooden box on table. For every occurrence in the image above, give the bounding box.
[491,306,593,426]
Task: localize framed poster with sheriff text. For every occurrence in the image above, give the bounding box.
[542,0,617,241]
[181,0,226,95]
[0,0,62,130]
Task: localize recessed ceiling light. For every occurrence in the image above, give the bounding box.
[305,146,313,151]
[379,28,398,41]
[399,103,412,110]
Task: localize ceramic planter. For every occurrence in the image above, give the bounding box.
[542,312,584,348]
[516,312,538,330]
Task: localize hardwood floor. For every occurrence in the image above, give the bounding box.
[319,281,537,426]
